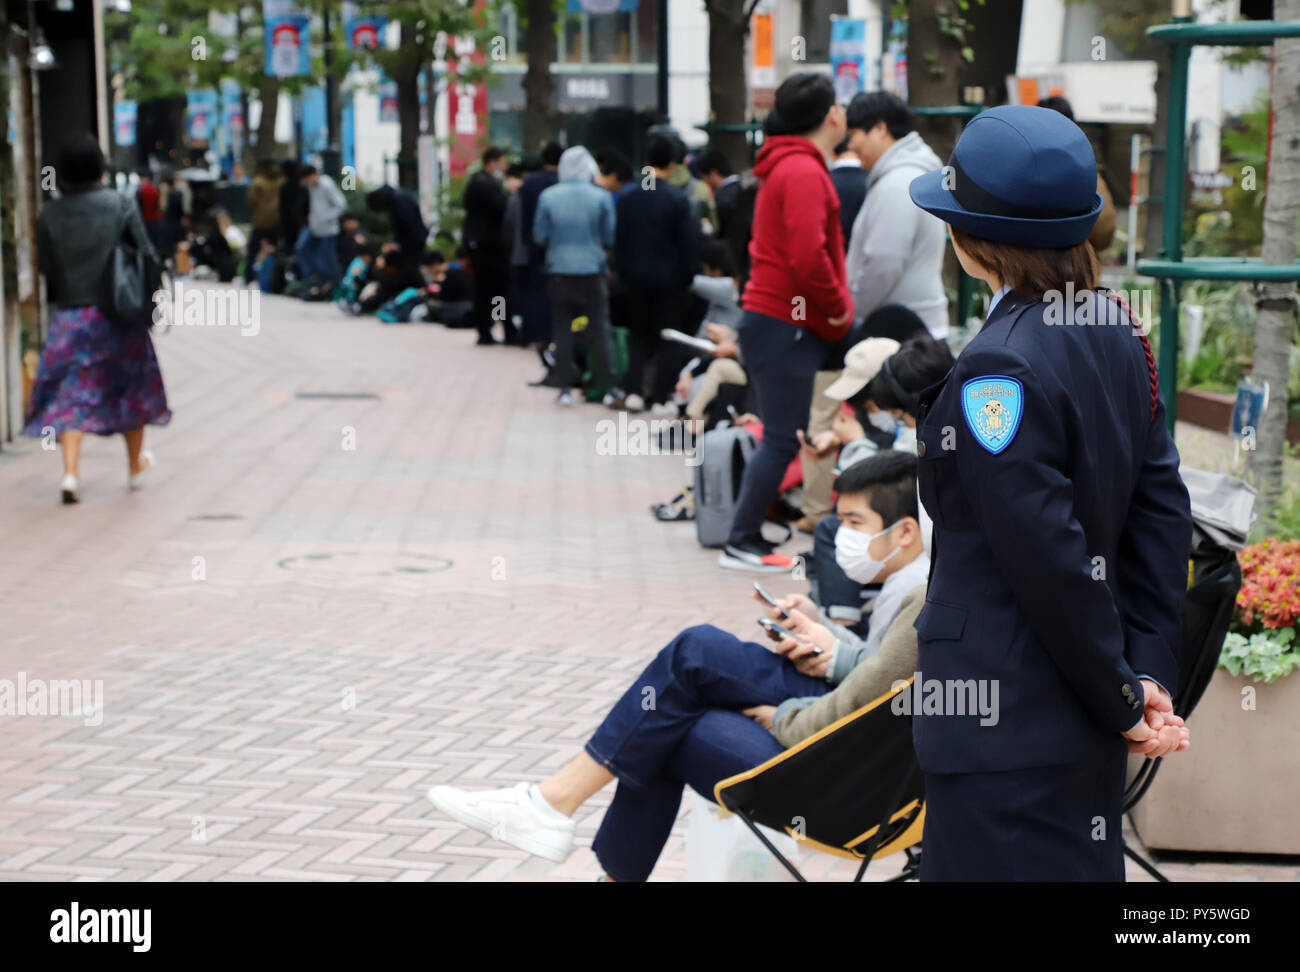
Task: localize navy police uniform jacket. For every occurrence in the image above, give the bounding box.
[912,289,1192,774]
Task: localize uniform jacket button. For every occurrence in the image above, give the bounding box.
[917,440,926,457]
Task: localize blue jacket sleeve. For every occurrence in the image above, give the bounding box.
[949,345,1148,735]
[533,195,551,246]
[1115,394,1192,696]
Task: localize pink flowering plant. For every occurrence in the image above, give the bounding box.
[1219,539,1300,683]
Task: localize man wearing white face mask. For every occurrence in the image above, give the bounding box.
[814,452,929,679]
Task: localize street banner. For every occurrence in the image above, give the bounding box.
[378,73,399,124]
[751,11,774,109]
[113,101,137,147]
[883,17,907,99]
[219,78,245,164]
[299,86,328,157]
[829,18,868,103]
[185,89,219,143]
[566,0,639,11]
[263,1,312,78]
[445,33,488,178]
[344,16,388,50]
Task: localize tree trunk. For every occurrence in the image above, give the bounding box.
[395,23,423,190]
[1247,0,1300,530]
[906,0,965,165]
[706,1,751,168]
[907,0,968,329]
[256,77,281,159]
[522,0,558,150]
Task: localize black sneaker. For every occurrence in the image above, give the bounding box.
[718,535,796,572]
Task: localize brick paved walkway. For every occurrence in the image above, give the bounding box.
[1,286,1293,882]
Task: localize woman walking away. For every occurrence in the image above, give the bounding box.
[23,133,171,504]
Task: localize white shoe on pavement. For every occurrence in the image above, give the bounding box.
[427,782,575,863]
[60,474,80,505]
[624,393,645,412]
[128,450,155,492]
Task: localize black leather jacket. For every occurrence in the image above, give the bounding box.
[39,183,156,309]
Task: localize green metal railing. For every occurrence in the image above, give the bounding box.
[1138,17,1300,435]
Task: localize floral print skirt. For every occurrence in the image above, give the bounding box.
[22,305,172,438]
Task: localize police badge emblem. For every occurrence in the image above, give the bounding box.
[961,375,1024,454]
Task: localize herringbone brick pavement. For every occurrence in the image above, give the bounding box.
[0,285,1293,882]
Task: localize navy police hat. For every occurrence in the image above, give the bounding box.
[909,105,1102,248]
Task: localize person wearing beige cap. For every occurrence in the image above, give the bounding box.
[797,302,931,532]
[802,334,953,628]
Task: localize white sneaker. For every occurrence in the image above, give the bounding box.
[625,393,645,412]
[60,474,80,505]
[427,782,575,863]
[649,402,677,417]
[128,450,154,492]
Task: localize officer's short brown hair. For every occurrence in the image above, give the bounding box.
[949,225,1098,302]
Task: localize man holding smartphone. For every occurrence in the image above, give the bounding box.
[428,452,926,881]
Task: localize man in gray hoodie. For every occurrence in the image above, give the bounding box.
[297,164,348,285]
[844,93,949,338]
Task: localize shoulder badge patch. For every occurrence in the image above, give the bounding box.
[960,375,1024,454]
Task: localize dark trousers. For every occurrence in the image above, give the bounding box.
[469,240,508,340]
[518,264,552,345]
[622,284,686,400]
[920,744,1128,881]
[727,310,832,545]
[585,624,825,882]
[243,227,276,283]
[548,273,615,391]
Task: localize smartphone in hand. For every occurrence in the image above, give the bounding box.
[752,582,790,619]
[757,618,821,655]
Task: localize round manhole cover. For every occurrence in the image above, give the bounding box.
[276,551,454,582]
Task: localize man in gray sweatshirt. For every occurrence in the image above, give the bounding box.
[297,163,348,285]
[844,93,949,338]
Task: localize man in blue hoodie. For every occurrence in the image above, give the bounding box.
[533,147,618,407]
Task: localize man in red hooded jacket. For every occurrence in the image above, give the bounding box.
[721,72,855,572]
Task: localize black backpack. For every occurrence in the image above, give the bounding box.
[100,195,164,331]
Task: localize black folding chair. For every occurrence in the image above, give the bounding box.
[1122,522,1243,881]
[714,678,924,882]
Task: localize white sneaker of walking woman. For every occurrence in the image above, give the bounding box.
[427,782,575,863]
[128,450,154,491]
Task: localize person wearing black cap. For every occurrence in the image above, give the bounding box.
[906,105,1193,881]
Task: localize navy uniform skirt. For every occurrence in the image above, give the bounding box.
[920,743,1128,881]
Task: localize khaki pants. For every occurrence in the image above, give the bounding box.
[685,358,747,421]
[801,370,841,523]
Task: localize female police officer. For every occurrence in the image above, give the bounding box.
[905,106,1192,881]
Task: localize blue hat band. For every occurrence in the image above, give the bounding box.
[948,155,1093,223]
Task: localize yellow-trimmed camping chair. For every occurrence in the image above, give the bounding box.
[714,678,924,882]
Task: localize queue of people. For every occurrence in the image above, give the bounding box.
[424,74,1195,883]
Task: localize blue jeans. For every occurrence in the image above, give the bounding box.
[585,624,828,881]
[727,311,832,544]
[296,230,340,284]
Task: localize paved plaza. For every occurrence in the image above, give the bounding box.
[1,286,1293,882]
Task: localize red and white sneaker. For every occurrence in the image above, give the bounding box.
[718,536,797,572]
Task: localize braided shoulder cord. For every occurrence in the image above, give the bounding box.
[1103,289,1160,423]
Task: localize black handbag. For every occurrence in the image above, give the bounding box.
[99,196,164,331]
